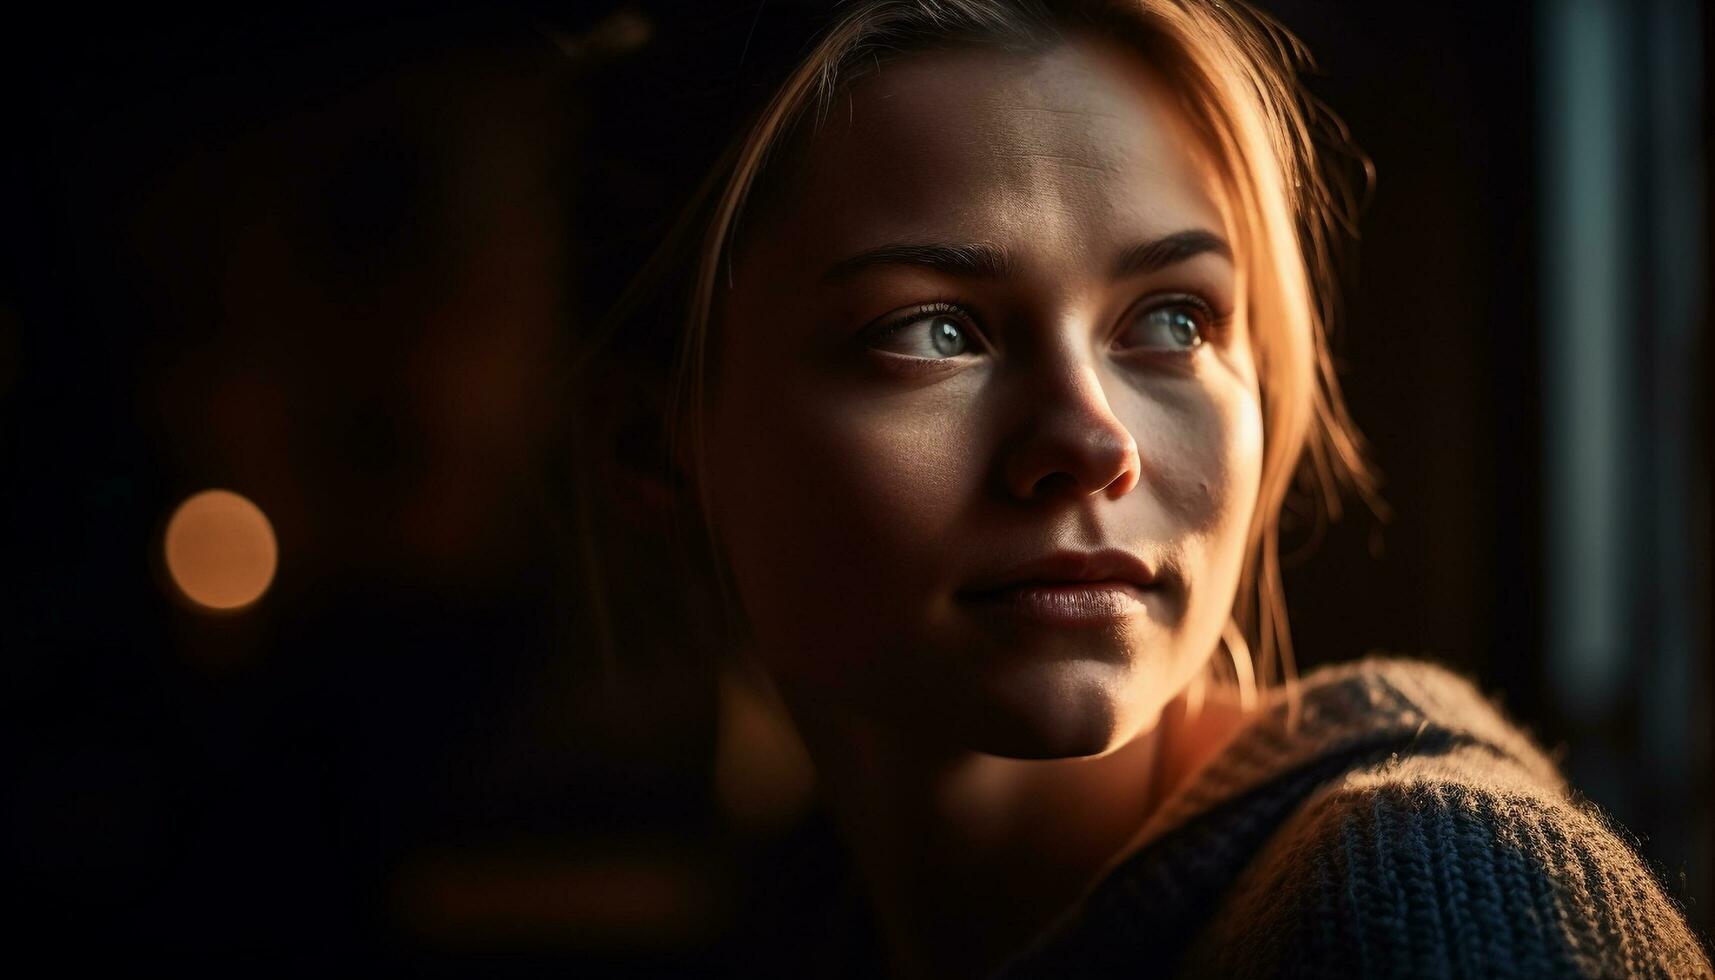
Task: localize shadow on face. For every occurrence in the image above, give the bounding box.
[706,35,1264,759]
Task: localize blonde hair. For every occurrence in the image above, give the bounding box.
[585,0,1376,709]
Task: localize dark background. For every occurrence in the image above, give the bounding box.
[4,0,1710,972]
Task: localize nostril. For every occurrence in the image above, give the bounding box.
[1028,472,1082,501]
[1102,460,1140,499]
[998,377,1141,502]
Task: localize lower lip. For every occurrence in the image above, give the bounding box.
[960,581,1155,627]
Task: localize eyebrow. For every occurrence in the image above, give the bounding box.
[1111,229,1232,279]
[821,229,1231,283]
[824,241,1014,281]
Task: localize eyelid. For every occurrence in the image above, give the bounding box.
[1110,291,1230,350]
[864,300,989,352]
[861,292,1230,355]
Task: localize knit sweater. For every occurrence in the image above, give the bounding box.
[996,657,1713,979]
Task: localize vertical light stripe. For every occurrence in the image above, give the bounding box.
[1640,0,1710,913]
[1539,0,1633,714]
[1641,0,1707,785]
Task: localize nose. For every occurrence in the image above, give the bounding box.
[999,361,1141,503]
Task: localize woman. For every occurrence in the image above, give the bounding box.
[574,1,1712,975]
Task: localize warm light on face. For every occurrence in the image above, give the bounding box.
[705,40,1262,758]
[163,489,278,611]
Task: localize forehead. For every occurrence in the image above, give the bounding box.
[745,37,1229,277]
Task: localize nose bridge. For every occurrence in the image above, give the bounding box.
[1031,336,1113,429]
[1000,319,1141,502]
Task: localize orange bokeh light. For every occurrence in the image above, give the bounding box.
[163,489,278,611]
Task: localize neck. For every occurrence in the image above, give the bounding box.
[786,696,1186,980]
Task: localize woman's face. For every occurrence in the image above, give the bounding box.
[706,38,1263,758]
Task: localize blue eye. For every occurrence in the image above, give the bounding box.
[873,312,974,359]
[1116,299,1210,353]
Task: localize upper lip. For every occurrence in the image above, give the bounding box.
[960,548,1160,596]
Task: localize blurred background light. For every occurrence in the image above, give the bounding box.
[162,489,278,611]
[1538,0,1710,911]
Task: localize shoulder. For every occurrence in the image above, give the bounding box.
[1135,655,1565,850]
[1001,657,1713,979]
[1184,728,1714,978]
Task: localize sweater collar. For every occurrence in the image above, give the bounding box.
[1127,656,1567,858]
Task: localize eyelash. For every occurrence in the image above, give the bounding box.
[1114,293,1234,351]
[868,299,983,347]
[864,294,1231,357]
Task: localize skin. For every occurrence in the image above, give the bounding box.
[704,37,1263,977]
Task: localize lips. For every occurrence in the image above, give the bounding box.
[960,548,1161,597]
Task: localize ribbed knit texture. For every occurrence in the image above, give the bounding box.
[997,657,1714,979]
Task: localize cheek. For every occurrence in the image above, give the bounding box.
[1130,376,1263,539]
[705,369,982,669]
[1127,373,1262,657]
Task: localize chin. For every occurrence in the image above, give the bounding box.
[947,660,1158,760]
